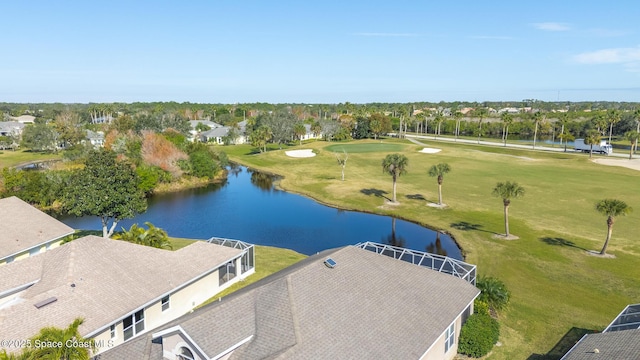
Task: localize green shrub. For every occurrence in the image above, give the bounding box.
[476,276,511,311]
[458,313,500,358]
[474,298,490,316]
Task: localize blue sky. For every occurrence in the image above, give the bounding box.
[1,1,639,104]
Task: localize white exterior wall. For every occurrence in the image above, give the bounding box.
[92,255,254,355]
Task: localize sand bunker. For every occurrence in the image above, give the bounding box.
[592,158,640,172]
[285,149,316,158]
[419,148,441,154]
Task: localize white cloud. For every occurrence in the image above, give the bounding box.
[533,22,571,31]
[573,47,640,64]
[353,32,419,37]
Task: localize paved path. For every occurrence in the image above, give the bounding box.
[404,134,629,158]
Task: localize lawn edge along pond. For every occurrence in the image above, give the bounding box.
[224,138,640,360]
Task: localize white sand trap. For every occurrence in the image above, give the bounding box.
[419,147,441,154]
[285,149,316,158]
[592,158,640,172]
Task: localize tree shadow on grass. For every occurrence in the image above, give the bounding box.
[540,237,588,251]
[406,194,426,201]
[450,221,498,234]
[360,188,391,201]
[527,327,597,360]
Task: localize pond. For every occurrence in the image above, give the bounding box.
[58,166,462,259]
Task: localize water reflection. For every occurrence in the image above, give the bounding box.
[249,169,278,192]
[384,218,406,248]
[426,232,448,257]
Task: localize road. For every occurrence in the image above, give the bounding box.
[404,134,630,158]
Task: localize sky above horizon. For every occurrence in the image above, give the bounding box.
[1,1,639,104]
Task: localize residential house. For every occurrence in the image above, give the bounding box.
[85,129,105,148]
[299,123,322,141]
[0,236,255,356]
[190,120,247,145]
[561,304,640,359]
[0,196,74,265]
[0,121,25,137]
[11,115,36,124]
[97,242,479,360]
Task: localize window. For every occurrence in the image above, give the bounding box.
[110,324,116,339]
[444,322,455,353]
[177,347,195,360]
[123,309,144,340]
[161,295,170,312]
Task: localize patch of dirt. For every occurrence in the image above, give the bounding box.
[492,234,520,240]
[592,158,640,172]
[586,250,616,258]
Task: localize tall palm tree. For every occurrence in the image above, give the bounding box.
[381,153,409,203]
[557,112,571,149]
[624,131,640,159]
[428,163,451,206]
[473,108,488,144]
[29,318,94,360]
[532,111,545,149]
[595,199,632,255]
[606,109,621,144]
[492,181,525,237]
[500,112,513,146]
[633,108,640,154]
[584,130,601,159]
[453,110,463,141]
[558,130,575,152]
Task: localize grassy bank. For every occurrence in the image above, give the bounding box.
[225,138,640,359]
[0,150,62,169]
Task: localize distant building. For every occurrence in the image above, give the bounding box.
[0,121,25,137]
[98,242,479,360]
[11,115,36,124]
[85,130,105,148]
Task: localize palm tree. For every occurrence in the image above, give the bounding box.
[473,108,488,144]
[453,110,463,141]
[293,123,306,145]
[500,112,513,146]
[558,130,575,152]
[595,199,632,255]
[335,150,348,181]
[113,222,172,249]
[381,153,409,203]
[557,112,571,150]
[606,109,621,144]
[29,318,94,360]
[492,181,525,237]
[633,108,640,154]
[428,163,451,206]
[532,111,545,149]
[584,130,601,159]
[624,131,640,159]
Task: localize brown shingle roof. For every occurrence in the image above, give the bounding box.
[0,196,74,259]
[0,236,242,347]
[100,245,480,360]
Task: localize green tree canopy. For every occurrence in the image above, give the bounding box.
[20,123,59,152]
[63,149,147,237]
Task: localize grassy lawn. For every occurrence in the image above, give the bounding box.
[225,138,640,359]
[0,150,62,169]
[324,142,406,153]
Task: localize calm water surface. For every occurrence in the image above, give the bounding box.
[59,166,461,259]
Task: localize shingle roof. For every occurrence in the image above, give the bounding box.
[0,196,74,259]
[561,329,640,360]
[0,236,243,347]
[99,245,479,360]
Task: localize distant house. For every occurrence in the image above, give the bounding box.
[98,242,479,360]
[85,130,105,148]
[189,120,247,145]
[300,123,322,141]
[0,196,74,265]
[0,121,25,137]
[561,304,640,359]
[12,115,36,124]
[92,115,115,124]
[0,236,255,356]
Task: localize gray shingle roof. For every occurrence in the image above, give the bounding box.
[0,236,243,347]
[99,245,479,360]
[561,329,640,360]
[0,196,74,259]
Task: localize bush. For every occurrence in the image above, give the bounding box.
[474,298,490,316]
[476,276,511,311]
[458,313,500,358]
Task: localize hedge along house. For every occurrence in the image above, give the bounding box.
[97,242,479,360]
[0,235,255,356]
[0,196,74,265]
